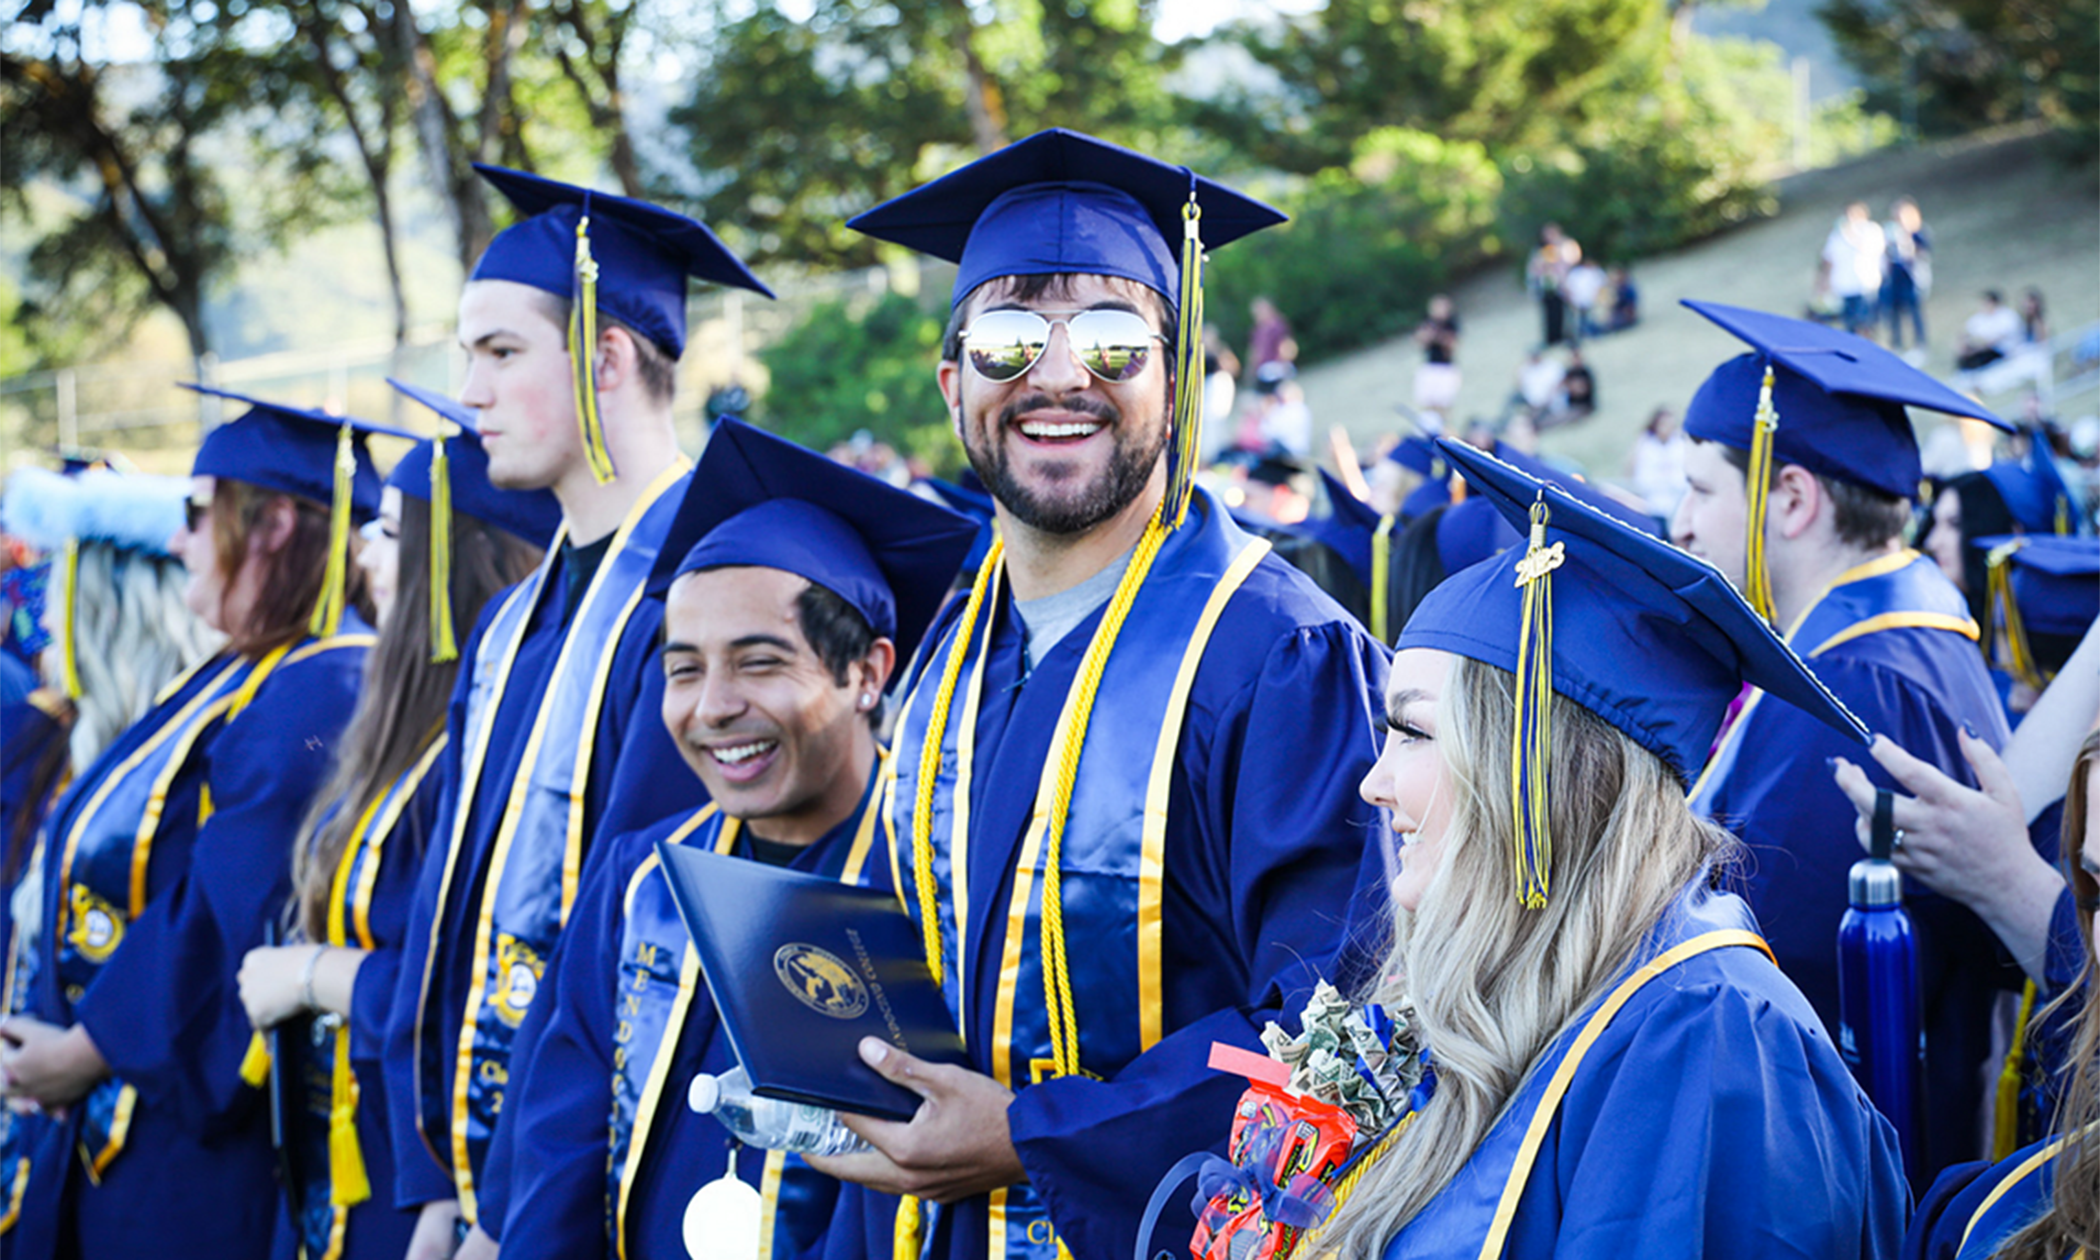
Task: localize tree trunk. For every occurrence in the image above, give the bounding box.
[948,5,1007,154]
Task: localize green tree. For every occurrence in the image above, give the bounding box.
[672,0,1176,271]
[754,289,958,471]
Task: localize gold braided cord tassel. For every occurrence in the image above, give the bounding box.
[1742,365,1780,623]
[1993,979,2038,1160]
[310,423,355,637]
[1369,514,1397,644]
[910,536,1005,988]
[429,428,458,663]
[1987,538,2046,689]
[1165,194,1205,531]
[570,215,616,485]
[1510,496,1561,910]
[57,539,83,699]
[1040,503,1172,1079]
[892,1196,922,1260]
[328,1023,371,1205]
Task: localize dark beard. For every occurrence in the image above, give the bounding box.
[963,391,1169,536]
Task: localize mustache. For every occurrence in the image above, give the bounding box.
[997,392,1120,429]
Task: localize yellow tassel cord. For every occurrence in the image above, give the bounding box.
[324,802,378,1207]
[238,1032,271,1087]
[1987,538,2046,690]
[1369,514,1397,644]
[1511,496,1563,910]
[570,215,616,485]
[1165,194,1205,530]
[1742,365,1780,623]
[429,428,459,664]
[2057,494,2071,536]
[1993,979,2039,1161]
[310,423,355,637]
[57,539,83,700]
[891,1198,922,1260]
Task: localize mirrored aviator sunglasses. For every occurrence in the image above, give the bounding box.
[960,308,1166,384]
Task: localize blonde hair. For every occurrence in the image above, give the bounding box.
[1319,657,1737,1256]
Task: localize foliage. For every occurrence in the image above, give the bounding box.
[671,0,1178,270]
[1191,0,1656,175]
[1817,0,2099,150]
[1205,128,1504,362]
[753,289,960,473]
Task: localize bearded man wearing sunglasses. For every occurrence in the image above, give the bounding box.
[805,130,1390,1260]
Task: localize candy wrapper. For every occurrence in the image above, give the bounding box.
[1186,983,1431,1259]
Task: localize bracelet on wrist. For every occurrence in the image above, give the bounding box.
[299,945,327,1014]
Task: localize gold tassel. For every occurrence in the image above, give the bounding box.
[1165,191,1204,530]
[310,423,354,637]
[1987,538,2045,689]
[1370,514,1397,644]
[429,427,458,663]
[1743,365,1780,623]
[892,1197,922,1260]
[328,1022,371,1206]
[57,539,83,700]
[238,1032,271,1088]
[570,215,616,485]
[1510,495,1562,910]
[1993,979,2038,1160]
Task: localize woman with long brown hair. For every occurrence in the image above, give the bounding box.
[1223,439,1908,1259]
[234,382,555,1260]
[0,387,396,1260]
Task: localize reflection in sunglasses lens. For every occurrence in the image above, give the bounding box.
[963,310,1158,384]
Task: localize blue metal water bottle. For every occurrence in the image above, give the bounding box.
[1837,787,1923,1176]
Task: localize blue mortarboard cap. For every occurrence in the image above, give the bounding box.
[1386,436,1450,479]
[470,164,774,360]
[1400,438,1868,787]
[653,421,978,669]
[847,128,1286,308]
[1682,301,2010,498]
[1977,534,2099,637]
[385,380,563,548]
[1431,447,1660,576]
[1301,468,1381,585]
[183,384,412,521]
[918,476,998,577]
[1982,440,2082,536]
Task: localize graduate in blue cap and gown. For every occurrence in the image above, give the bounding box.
[1898,723,2098,1260]
[378,167,775,1255]
[1671,300,2018,1185]
[225,382,556,1260]
[494,419,976,1260]
[1276,436,1907,1260]
[817,127,1389,1260]
[0,386,399,1259]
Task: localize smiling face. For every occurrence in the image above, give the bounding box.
[1672,438,1751,591]
[455,280,583,493]
[660,567,884,846]
[938,273,1172,537]
[1360,647,1460,914]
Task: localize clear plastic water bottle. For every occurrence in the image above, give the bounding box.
[686,1065,872,1156]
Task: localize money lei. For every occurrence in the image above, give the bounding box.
[1260,981,1427,1139]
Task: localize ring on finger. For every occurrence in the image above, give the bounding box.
[1892,828,1906,851]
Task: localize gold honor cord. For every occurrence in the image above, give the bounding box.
[311,423,356,637]
[57,539,83,699]
[1370,514,1397,644]
[1742,365,1780,623]
[429,428,459,663]
[1165,194,1205,530]
[571,216,617,486]
[1510,497,1562,910]
[910,535,1006,988]
[1993,978,2039,1160]
[1986,539,2046,689]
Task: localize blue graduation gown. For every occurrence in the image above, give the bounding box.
[1374,885,1910,1260]
[10,629,370,1260]
[384,472,707,1219]
[496,765,888,1260]
[269,743,445,1260]
[1691,551,2012,1184]
[0,654,64,960]
[840,494,1389,1260]
[1903,1133,2075,1260]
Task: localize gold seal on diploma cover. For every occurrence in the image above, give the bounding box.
[772,943,869,1020]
